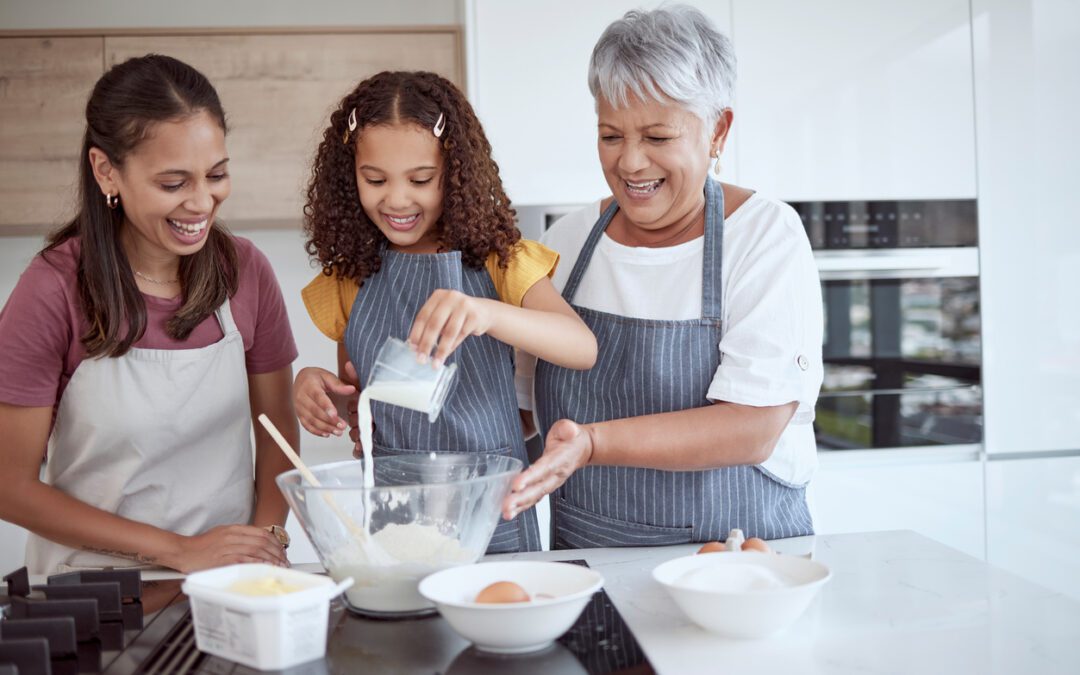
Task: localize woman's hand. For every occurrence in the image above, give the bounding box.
[294,366,355,437]
[408,290,495,366]
[502,419,594,519]
[163,525,289,573]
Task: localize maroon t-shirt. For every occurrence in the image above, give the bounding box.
[0,235,298,409]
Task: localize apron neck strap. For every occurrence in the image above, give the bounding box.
[214,297,239,336]
[701,177,724,320]
[562,180,725,320]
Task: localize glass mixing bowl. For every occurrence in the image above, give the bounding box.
[276,453,522,618]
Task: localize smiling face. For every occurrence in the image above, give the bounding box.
[94,110,230,264]
[597,94,727,241]
[354,122,445,253]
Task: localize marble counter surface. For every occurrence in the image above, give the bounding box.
[492,530,1080,674]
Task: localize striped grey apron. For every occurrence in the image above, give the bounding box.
[535,178,813,549]
[344,248,541,553]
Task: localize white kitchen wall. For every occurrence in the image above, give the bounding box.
[733,0,977,200]
[466,0,736,207]
[0,0,463,29]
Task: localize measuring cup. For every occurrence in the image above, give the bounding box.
[366,337,458,422]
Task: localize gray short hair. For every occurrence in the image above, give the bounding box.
[588,4,736,127]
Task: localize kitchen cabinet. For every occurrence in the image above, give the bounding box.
[0,37,102,233]
[105,31,462,227]
[971,0,1080,455]
[986,455,1080,601]
[810,452,985,560]
[0,28,463,235]
[466,0,735,206]
[732,0,977,201]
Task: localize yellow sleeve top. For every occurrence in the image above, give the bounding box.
[301,240,560,342]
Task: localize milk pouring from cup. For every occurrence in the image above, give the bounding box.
[357,337,457,488]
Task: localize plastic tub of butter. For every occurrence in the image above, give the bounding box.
[182,563,353,670]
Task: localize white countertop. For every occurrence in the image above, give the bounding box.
[26,529,1078,673]
[491,530,1080,675]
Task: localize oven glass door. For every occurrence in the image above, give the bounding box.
[817,276,982,449]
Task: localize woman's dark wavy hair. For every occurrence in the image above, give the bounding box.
[304,71,519,284]
[45,55,238,358]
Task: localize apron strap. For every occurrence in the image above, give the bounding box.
[701,178,725,321]
[561,199,619,303]
[213,297,241,337]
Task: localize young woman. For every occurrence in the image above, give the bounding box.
[0,55,299,574]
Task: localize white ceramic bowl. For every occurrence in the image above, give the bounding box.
[652,552,830,639]
[418,561,603,654]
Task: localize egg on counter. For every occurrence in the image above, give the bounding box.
[697,541,726,554]
[741,538,773,553]
[474,580,531,604]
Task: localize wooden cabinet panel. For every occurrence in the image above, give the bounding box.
[105,32,462,225]
[0,37,102,230]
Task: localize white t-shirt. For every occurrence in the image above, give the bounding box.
[516,188,824,486]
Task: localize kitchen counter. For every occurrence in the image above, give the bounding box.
[491,530,1080,674]
[18,529,1078,673]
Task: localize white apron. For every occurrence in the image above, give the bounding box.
[25,298,254,575]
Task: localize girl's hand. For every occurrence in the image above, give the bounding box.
[409,290,495,366]
[294,366,355,437]
[164,525,289,573]
[501,419,594,519]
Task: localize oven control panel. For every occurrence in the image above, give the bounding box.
[790,199,978,249]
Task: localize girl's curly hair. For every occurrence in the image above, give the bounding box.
[304,71,519,284]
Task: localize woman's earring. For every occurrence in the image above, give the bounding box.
[713,154,723,176]
[105,192,119,209]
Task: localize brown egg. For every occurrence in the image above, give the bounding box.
[697,541,727,554]
[741,537,772,553]
[475,581,530,604]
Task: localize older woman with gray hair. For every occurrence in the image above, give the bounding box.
[506,5,824,548]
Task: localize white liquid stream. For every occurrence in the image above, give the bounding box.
[357,380,438,488]
[328,379,471,613]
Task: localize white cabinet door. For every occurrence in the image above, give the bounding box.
[972,0,1080,455]
[467,0,734,206]
[986,456,1080,601]
[732,0,977,200]
[810,456,985,560]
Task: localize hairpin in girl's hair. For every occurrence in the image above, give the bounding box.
[342,108,358,145]
[433,113,446,138]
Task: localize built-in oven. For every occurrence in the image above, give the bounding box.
[792,199,982,451]
[517,199,983,453]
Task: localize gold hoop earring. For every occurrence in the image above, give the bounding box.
[105,192,119,209]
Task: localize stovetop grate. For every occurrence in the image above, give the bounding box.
[131,610,203,675]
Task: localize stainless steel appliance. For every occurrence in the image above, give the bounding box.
[792,199,982,451]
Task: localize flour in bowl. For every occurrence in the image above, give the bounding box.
[327,522,478,613]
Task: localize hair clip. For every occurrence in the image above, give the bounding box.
[342,107,358,145]
[433,112,446,138]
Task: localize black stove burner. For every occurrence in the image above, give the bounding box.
[0,566,143,675]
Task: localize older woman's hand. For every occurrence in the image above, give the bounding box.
[502,419,594,519]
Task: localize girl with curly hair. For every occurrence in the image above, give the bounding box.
[294,71,596,553]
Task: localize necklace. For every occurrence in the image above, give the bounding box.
[133,269,179,285]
